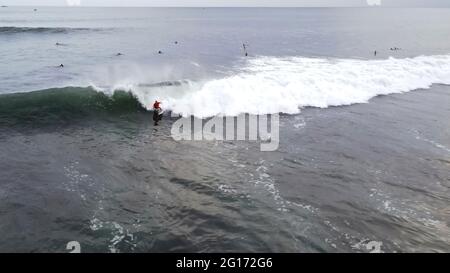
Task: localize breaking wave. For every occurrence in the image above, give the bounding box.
[104,54,450,117]
[0,87,145,127]
[1,54,450,125]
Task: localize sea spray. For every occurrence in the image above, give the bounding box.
[113,54,450,118]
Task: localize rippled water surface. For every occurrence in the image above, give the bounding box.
[0,7,449,252]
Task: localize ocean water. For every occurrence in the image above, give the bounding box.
[0,7,449,252]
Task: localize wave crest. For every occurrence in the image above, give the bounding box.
[0,87,145,127]
[123,54,450,117]
[1,54,450,125]
[0,26,102,34]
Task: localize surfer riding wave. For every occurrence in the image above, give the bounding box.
[152,100,163,126]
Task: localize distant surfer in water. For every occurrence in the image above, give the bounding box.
[153,100,163,126]
[59,64,64,68]
[243,43,248,57]
[374,50,377,56]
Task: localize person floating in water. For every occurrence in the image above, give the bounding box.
[153,100,163,126]
[116,52,123,56]
[158,50,163,54]
[174,41,178,45]
[59,64,64,68]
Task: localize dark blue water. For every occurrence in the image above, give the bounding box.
[0,7,449,253]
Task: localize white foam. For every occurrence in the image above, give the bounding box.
[105,54,450,118]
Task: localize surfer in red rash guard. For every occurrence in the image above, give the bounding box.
[153,100,163,126]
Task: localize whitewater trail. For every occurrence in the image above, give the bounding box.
[95,54,450,118]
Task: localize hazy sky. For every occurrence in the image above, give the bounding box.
[1,0,450,7]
